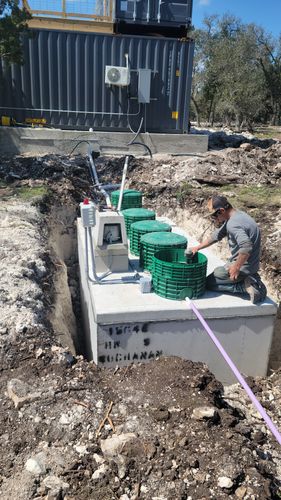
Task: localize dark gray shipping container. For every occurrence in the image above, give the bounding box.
[0,29,194,133]
[115,0,193,29]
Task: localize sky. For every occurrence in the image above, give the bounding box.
[192,0,281,38]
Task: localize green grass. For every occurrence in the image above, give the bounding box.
[217,185,281,209]
[254,126,281,140]
[0,183,50,202]
[15,185,49,201]
[176,182,193,203]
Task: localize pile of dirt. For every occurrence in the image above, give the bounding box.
[1,354,281,499]
[0,142,281,499]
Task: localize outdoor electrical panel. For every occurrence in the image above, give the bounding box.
[138,69,151,104]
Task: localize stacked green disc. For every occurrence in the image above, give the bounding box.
[139,232,187,271]
[111,189,142,210]
[122,208,156,238]
[152,248,207,300]
[130,220,172,256]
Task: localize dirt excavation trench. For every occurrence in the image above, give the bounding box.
[0,147,281,499]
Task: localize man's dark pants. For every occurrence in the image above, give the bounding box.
[206,266,247,295]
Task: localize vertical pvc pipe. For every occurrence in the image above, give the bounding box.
[117,156,129,212]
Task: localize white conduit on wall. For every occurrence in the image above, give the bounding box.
[0,104,142,116]
[186,298,281,446]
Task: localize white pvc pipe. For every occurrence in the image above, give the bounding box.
[117,156,129,212]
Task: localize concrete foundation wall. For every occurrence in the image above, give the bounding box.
[0,127,208,155]
[78,218,277,385]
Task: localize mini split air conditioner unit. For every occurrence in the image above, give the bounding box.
[105,65,130,86]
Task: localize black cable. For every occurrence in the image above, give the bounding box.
[69,140,90,155]
[129,141,152,158]
[127,116,144,146]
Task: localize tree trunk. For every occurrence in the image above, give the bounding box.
[191,97,201,127]
[235,113,243,132]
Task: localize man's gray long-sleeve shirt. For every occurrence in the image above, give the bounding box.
[210,210,261,275]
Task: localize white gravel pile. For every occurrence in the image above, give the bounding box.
[0,201,47,341]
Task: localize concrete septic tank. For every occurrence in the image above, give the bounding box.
[78,217,277,385]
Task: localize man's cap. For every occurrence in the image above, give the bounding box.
[207,195,231,215]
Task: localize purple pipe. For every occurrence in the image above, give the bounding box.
[186,298,281,446]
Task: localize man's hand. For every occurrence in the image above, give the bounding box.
[228,253,250,280]
[190,245,201,255]
[228,263,240,281]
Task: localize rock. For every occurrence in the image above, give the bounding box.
[145,442,157,459]
[43,475,69,497]
[188,457,199,468]
[235,486,247,498]
[217,476,234,489]
[59,413,73,425]
[152,406,170,422]
[7,379,41,409]
[93,453,105,465]
[179,436,189,447]
[240,143,253,151]
[191,406,217,420]
[51,346,76,366]
[117,458,127,479]
[92,463,109,480]
[35,348,44,358]
[74,444,88,455]
[100,433,138,458]
[25,455,46,475]
[34,262,47,278]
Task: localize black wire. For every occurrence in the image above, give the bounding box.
[69,140,90,155]
[129,141,152,158]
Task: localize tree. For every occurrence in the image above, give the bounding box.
[191,15,280,128]
[255,30,281,125]
[0,0,31,64]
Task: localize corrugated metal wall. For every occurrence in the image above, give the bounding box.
[0,30,194,133]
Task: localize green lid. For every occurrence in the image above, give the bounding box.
[111,189,142,198]
[130,220,171,256]
[131,220,171,232]
[141,232,187,246]
[111,190,142,210]
[122,208,155,217]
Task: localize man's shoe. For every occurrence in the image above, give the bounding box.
[244,277,261,304]
[244,276,267,304]
[255,276,267,302]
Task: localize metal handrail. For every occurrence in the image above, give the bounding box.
[22,0,113,21]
